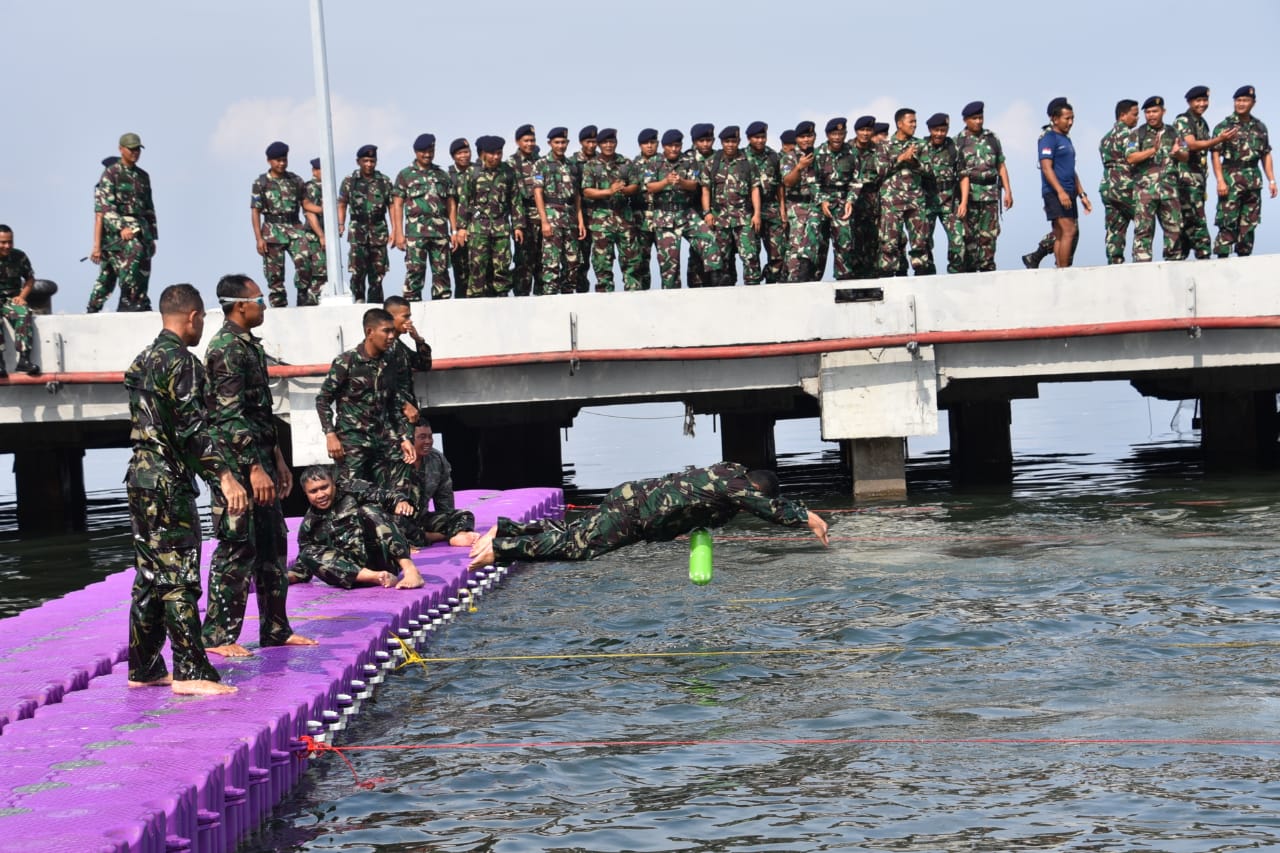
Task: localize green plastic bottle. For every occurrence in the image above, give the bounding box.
[689,528,713,585]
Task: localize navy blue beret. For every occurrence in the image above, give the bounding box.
[873,122,890,135]
[102,155,119,168]
[961,101,984,118]
[795,120,815,135]
[597,127,617,143]
[265,141,289,159]
[661,129,683,146]
[449,138,469,156]
[309,157,320,170]
[476,136,504,154]
[1046,97,1069,117]
[547,126,568,140]
[719,125,740,140]
[356,144,377,159]
[413,133,436,151]
[854,115,875,131]
[638,127,658,144]
[1141,96,1163,111]
[825,117,847,133]
[691,123,714,141]
[780,129,796,145]
[515,124,535,140]
[1234,85,1256,100]
[1185,85,1209,101]
[746,121,768,137]
[579,125,598,141]
[925,113,949,129]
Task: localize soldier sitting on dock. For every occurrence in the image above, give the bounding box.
[468,461,829,569]
[287,466,425,590]
[398,421,479,550]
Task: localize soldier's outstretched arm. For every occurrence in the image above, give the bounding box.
[806,511,829,546]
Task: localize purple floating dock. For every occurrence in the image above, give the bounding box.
[0,487,562,853]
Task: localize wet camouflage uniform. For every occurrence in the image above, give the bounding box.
[508,149,543,296]
[780,147,824,281]
[680,148,713,287]
[700,150,763,285]
[746,144,787,282]
[570,150,596,292]
[304,177,328,299]
[394,160,453,301]
[1174,109,1212,259]
[384,335,433,497]
[1098,120,1137,264]
[632,151,661,289]
[849,143,882,279]
[252,170,317,307]
[813,142,858,279]
[644,156,702,289]
[533,153,583,294]
[1129,122,1183,262]
[87,176,122,313]
[582,156,644,291]
[201,321,295,650]
[97,160,157,311]
[876,136,931,276]
[339,168,394,302]
[955,128,1005,271]
[289,478,413,588]
[1212,112,1271,257]
[124,330,231,684]
[398,448,476,547]
[456,161,521,297]
[315,343,413,488]
[491,461,810,563]
[919,136,965,275]
[447,164,472,298]
[0,249,37,361]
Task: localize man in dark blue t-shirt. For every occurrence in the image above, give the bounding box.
[1039,97,1092,268]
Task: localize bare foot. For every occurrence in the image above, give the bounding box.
[376,570,395,588]
[172,679,238,696]
[283,634,318,646]
[127,674,173,688]
[450,531,480,548]
[468,542,496,570]
[205,643,253,658]
[396,564,425,590]
[469,525,498,558]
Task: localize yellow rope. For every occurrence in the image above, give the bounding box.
[391,634,431,673]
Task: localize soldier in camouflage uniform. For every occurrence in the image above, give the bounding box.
[643,129,701,289]
[289,468,425,590]
[682,124,717,288]
[1175,86,1238,260]
[302,158,328,300]
[699,126,763,286]
[849,117,883,279]
[571,126,599,292]
[781,121,828,282]
[97,132,157,312]
[468,461,828,568]
[874,109,931,276]
[1095,102,1139,265]
[955,102,1013,272]
[0,226,41,377]
[201,275,314,658]
[582,128,644,291]
[447,139,473,299]
[382,295,434,498]
[125,284,247,695]
[745,122,787,283]
[87,156,122,313]
[1127,97,1186,262]
[392,134,453,301]
[918,113,965,275]
[508,125,542,297]
[533,127,586,294]
[315,307,417,489]
[455,136,524,297]
[780,129,797,156]
[1211,85,1276,258]
[632,129,662,289]
[251,142,316,307]
[398,422,479,548]
[813,117,858,279]
[338,144,394,303]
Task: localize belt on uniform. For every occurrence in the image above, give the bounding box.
[349,213,384,223]
[969,175,998,186]
[543,199,571,208]
[263,214,299,224]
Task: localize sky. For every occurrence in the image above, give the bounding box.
[2,0,1279,313]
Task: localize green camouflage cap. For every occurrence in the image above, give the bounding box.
[118,132,144,149]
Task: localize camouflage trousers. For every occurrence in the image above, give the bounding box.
[307,236,328,300]
[451,242,470,298]
[104,237,154,312]
[634,228,655,289]
[348,241,389,303]
[0,298,35,356]
[1175,179,1210,260]
[289,504,413,588]
[878,199,931,276]
[85,254,120,313]
[759,207,788,283]
[491,507,639,563]
[1132,189,1182,263]
[702,219,762,285]
[1101,196,1136,264]
[337,443,395,491]
[262,233,319,307]
[786,202,824,281]
[467,225,514,297]
[539,207,582,295]
[822,211,857,280]
[512,207,542,296]
[590,218,644,292]
[401,507,476,548]
[127,480,221,683]
[202,462,294,650]
[922,200,965,275]
[652,226,686,289]
[404,231,452,301]
[962,201,1001,272]
[1214,182,1262,257]
[575,232,593,292]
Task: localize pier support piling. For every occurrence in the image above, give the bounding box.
[1199,390,1280,470]
[841,437,906,501]
[14,448,86,534]
[719,413,777,471]
[947,399,1014,484]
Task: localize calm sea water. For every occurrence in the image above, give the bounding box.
[4,381,1280,850]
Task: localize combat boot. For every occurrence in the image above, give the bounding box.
[1022,249,1048,269]
[14,354,39,376]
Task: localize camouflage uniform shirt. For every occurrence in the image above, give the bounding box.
[456,162,522,233]
[251,170,306,243]
[315,345,412,449]
[745,145,784,211]
[1129,123,1181,199]
[955,129,1005,203]
[813,143,858,208]
[203,320,277,470]
[0,249,34,299]
[339,169,394,244]
[1099,121,1136,202]
[1174,112,1211,184]
[386,336,432,417]
[97,162,158,240]
[1212,114,1272,190]
[919,137,962,208]
[644,157,697,229]
[393,162,452,238]
[581,156,638,227]
[700,151,761,226]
